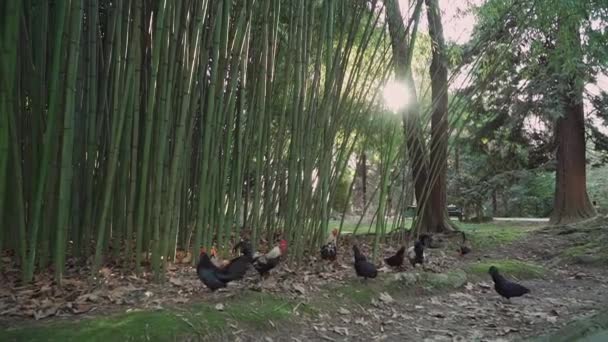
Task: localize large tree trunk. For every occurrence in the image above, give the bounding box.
[550,91,596,224]
[426,0,454,233]
[385,0,439,234]
[549,18,596,225]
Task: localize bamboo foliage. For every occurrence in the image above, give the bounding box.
[1,0,439,282]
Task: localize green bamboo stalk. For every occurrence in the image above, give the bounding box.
[55,0,84,282]
[23,0,68,282]
[135,0,168,273]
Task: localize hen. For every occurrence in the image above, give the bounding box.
[320,229,339,261]
[489,266,530,302]
[352,245,377,280]
[252,239,288,276]
[210,247,230,269]
[213,243,252,281]
[196,249,228,291]
[407,240,425,267]
[384,246,405,268]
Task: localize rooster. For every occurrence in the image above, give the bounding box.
[352,245,377,280]
[320,228,339,261]
[384,246,405,268]
[489,266,530,302]
[407,240,425,267]
[252,239,288,276]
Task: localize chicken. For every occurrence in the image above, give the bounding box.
[352,245,377,280]
[213,244,252,281]
[196,249,228,291]
[407,240,425,267]
[384,246,405,268]
[320,228,339,261]
[197,247,252,291]
[210,247,230,269]
[252,239,288,276]
[458,231,471,256]
[489,266,530,302]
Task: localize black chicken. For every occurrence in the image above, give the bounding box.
[352,245,377,280]
[407,240,425,267]
[320,229,339,261]
[459,231,471,256]
[196,249,228,291]
[489,266,530,302]
[216,242,253,281]
[384,246,405,268]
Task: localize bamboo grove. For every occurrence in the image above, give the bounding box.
[1,0,415,282]
[1,0,559,283]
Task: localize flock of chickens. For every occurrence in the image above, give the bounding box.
[196,229,530,302]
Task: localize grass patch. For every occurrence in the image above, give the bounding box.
[329,219,413,235]
[460,222,537,249]
[530,310,608,342]
[332,280,377,304]
[562,242,608,266]
[0,292,295,342]
[466,259,546,279]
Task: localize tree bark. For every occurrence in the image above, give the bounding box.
[550,88,596,224]
[385,0,450,234]
[549,18,596,225]
[426,0,454,233]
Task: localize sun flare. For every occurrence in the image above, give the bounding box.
[382,80,409,112]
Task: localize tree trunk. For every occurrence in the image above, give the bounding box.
[385,0,435,234]
[426,0,454,233]
[492,190,497,216]
[549,18,596,225]
[358,151,367,204]
[550,90,596,224]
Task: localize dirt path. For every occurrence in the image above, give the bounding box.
[233,224,608,341]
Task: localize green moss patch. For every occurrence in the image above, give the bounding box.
[531,310,608,342]
[460,222,537,249]
[0,292,295,342]
[467,259,546,279]
[562,241,608,266]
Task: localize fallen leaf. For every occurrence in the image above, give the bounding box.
[292,284,306,295]
[379,292,394,304]
[338,307,350,315]
[169,277,183,286]
[99,267,112,278]
[332,327,349,336]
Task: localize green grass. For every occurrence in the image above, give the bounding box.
[0,292,295,342]
[562,242,608,266]
[466,259,546,279]
[530,309,608,342]
[459,222,537,249]
[329,218,413,235]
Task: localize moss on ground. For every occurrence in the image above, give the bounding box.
[0,292,295,342]
[466,259,546,279]
[460,222,537,249]
[561,238,608,266]
[531,310,608,342]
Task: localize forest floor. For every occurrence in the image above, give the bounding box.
[1,217,608,341]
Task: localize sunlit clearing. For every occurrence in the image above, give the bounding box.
[382,80,409,112]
